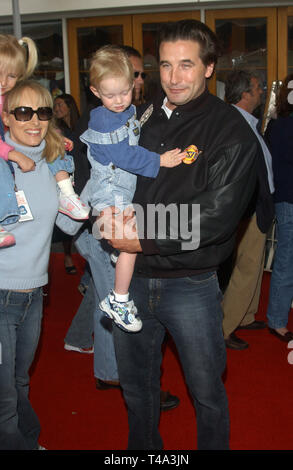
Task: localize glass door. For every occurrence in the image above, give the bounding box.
[132,11,200,101]
[67,16,132,112]
[206,8,277,124]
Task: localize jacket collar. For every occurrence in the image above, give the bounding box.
[154,86,211,116]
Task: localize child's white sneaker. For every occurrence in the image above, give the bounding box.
[59,193,90,220]
[0,225,15,248]
[99,291,142,333]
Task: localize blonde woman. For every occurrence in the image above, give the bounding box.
[0,34,88,249]
[0,79,64,449]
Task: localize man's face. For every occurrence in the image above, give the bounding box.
[159,40,214,109]
[247,77,263,112]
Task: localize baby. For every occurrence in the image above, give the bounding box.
[80,45,185,333]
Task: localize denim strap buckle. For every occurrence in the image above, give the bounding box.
[81,125,128,145]
[108,125,129,144]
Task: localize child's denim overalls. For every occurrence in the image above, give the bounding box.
[80,111,140,213]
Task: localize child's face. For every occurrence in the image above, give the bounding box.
[0,69,18,96]
[91,75,133,113]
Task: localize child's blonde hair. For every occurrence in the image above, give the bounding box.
[90,45,134,89]
[3,79,65,163]
[0,34,38,80]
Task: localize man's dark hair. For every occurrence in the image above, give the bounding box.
[224,70,257,104]
[120,45,142,59]
[158,19,220,67]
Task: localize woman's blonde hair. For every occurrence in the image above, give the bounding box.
[3,79,65,162]
[90,44,134,89]
[0,34,38,80]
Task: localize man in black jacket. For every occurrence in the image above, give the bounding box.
[101,20,259,450]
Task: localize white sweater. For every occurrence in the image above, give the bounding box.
[0,133,58,290]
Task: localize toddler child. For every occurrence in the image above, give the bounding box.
[80,45,186,332]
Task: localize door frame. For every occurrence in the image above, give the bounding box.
[278,6,293,81]
[67,15,132,109]
[67,8,288,112]
[205,8,278,99]
[132,10,201,56]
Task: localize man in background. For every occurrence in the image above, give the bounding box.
[222,69,274,350]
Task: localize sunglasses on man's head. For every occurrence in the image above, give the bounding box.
[134,71,146,79]
[9,106,53,122]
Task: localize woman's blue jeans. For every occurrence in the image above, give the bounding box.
[0,288,43,450]
[113,271,229,450]
[267,202,293,329]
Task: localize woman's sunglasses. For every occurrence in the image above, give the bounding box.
[9,106,53,122]
[134,71,146,79]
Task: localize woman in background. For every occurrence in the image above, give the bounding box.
[266,74,293,342]
[53,93,81,274]
[54,93,80,140]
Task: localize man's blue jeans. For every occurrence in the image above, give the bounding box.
[64,276,95,349]
[267,202,293,329]
[0,288,43,450]
[113,271,229,450]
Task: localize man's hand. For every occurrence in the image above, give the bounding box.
[96,206,142,253]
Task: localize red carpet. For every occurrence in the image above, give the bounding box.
[29,253,293,450]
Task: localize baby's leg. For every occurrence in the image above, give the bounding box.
[99,251,142,332]
[55,170,69,183]
[55,170,75,195]
[114,252,137,298]
[55,170,90,220]
[48,155,89,220]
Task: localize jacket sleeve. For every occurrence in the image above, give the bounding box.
[89,139,161,178]
[141,140,258,256]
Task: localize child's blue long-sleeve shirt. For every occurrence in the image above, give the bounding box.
[87,105,160,178]
[79,104,161,212]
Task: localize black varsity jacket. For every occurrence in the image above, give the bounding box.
[132,88,263,278]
